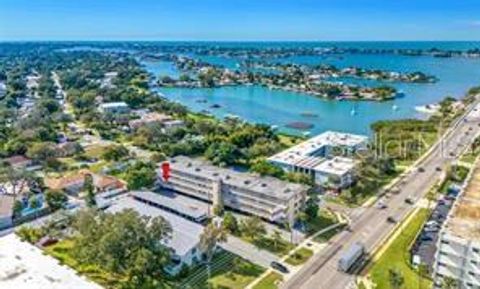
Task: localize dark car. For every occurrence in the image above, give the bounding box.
[387,216,397,223]
[270,261,289,274]
[421,234,433,241]
[405,197,414,204]
[418,167,425,173]
[435,167,442,172]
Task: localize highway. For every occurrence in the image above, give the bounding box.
[282,97,480,289]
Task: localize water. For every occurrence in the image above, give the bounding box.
[141,41,480,136]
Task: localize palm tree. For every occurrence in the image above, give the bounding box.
[271,229,282,250]
[388,268,404,289]
[199,223,228,288]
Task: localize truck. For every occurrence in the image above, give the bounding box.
[338,242,365,272]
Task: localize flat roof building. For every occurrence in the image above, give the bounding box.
[107,195,204,275]
[158,156,308,226]
[0,234,103,289]
[268,131,367,188]
[98,102,129,114]
[433,164,480,289]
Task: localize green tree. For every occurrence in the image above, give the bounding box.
[388,268,405,289]
[223,212,239,234]
[250,160,284,178]
[72,209,172,288]
[124,161,156,190]
[304,197,319,222]
[83,174,96,208]
[102,145,129,162]
[13,200,24,219]
[271,229,283,250]
[26,142,57,162]
[241,216,266,242]
[28,195,41,218]
[441,276,459,289]
[45,190,68,211]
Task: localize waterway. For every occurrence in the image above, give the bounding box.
[140,42,480,135]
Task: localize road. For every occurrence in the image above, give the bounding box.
[282,98,480,289]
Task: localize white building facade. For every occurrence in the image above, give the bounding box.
[433,165,480,289]
[268,131,367,188]
[158,156,308,226]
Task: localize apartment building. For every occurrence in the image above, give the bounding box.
[268,131,367,188]
[433,165,480,289]
[158,156,309,226]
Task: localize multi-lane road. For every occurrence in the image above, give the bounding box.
[282,98,480,289]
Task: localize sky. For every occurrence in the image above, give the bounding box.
[1,0,480,41]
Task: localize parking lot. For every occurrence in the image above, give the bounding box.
[411,186,460,271]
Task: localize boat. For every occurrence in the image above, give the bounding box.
[350,103,358,116]
[302,131,311,137]
[392,104,398,111]
[270,125,279,131]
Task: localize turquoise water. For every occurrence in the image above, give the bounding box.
[142,42,480,136]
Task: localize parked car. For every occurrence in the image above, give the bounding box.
[405,197,414,204]
[270,261,289,274]
[421,234,433,241]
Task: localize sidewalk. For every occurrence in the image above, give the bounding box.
[246,219,348,289]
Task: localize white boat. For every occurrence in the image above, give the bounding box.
[350,108,357,116]
[302,131,311,137]
[392,105,398,111]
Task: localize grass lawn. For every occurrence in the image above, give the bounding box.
[84,145,109,158]
[252,272,283,289]
[305,209,338,235]
[178,251,264,289]
[241,235,294,257]
[285,247,314,266]
[209,261,264,289]
[44,239,125,288]
[313,223,346,243]
[369,209,432,289]
[278,134,302,147]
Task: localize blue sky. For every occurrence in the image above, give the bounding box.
[1,0,480,41]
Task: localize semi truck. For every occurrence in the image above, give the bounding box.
[338,242,365,272]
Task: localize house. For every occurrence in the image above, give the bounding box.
[107,194,204,275]
[44,170,127,195]
[98,102,130,114]
[2,155,32,169]
[128,112,173,129]
[0,195,14,229]
[163,119,185,131]
[0,82,6,97]
[55,142,83,157]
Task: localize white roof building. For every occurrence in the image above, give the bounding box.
[0,234,103,289]
[106,194,204,274]
[268,131,367,188]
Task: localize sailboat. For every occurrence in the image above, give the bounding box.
[350,103,358,116]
